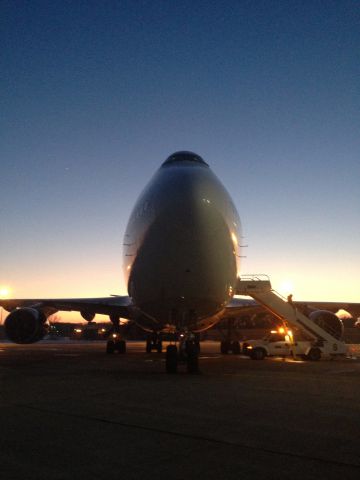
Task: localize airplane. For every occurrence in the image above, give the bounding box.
[2,151,360,373]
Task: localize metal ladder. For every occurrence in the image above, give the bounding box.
[236,275,347,354]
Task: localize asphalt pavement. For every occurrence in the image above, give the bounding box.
[1,340,360,479]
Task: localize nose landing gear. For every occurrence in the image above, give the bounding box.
[165,332,200,374]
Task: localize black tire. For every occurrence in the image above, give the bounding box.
[116,340,126,354]
[220,341,230,354]
[156,341,162,353]
[166,345,178,374]
[306,348,321,361]
[146,339,152,353]
[185,342,199,374]
[232,341,241,355]
[250,347,266,360]
[106,340,115,354]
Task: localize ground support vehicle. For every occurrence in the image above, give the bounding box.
[236,276,348,361]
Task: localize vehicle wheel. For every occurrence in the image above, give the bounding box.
[250,347,266,360]
[156,341,162,353]
[146,339,152,353]
[116,340,126,354]
[106,340,115,354]
[166,345,178,374]
[232,341,241,355]
[306,348,321,361]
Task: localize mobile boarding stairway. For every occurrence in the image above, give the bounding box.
[236,275,348,359]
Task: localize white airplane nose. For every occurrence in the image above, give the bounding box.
[124,156,240,328]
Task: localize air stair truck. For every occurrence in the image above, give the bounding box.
[236,276,348,361]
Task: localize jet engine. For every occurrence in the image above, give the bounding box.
[80,310,95,322]
[309,310,344,340]
[4,307,48,344]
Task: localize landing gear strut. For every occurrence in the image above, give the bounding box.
[219,318,241,355]
[220,340,241,354]
[106,315,127,354]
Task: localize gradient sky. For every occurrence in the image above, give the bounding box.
[1,1,359,322]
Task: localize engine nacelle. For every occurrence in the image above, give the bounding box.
[309,310,344,340]
[4,308,48,344]
[80,310,95,322]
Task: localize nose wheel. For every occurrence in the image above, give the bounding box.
[165,333,200,374]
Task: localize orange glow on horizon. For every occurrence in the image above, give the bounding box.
[0,286,10,298]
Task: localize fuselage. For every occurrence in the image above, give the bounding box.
[123,152,241,332]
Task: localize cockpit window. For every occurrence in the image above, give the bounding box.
[162,151,209,167]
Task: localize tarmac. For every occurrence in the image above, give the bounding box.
[1,340,360,479]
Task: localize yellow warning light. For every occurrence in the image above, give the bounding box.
[278,327,285,334]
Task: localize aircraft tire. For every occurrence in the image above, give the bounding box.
[116,340,126,354]
[146,339,152,353]
[232,341,241,355]
[186,345,199,374]
[106,340,115,354]
[220,340,230,354]
[156,341,162,353]
[166,345,178,374]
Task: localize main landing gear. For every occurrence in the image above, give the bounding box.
[220,340,241,355]
[106,315,126,354]
[106,335,126,354]
[146,333,163,353]
[219,318,241,355]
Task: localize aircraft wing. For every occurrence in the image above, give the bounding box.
[0,296,134,320]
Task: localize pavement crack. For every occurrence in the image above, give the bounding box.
[12,402,360,471]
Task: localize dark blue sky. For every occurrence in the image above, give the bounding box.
[1,0,359,310]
